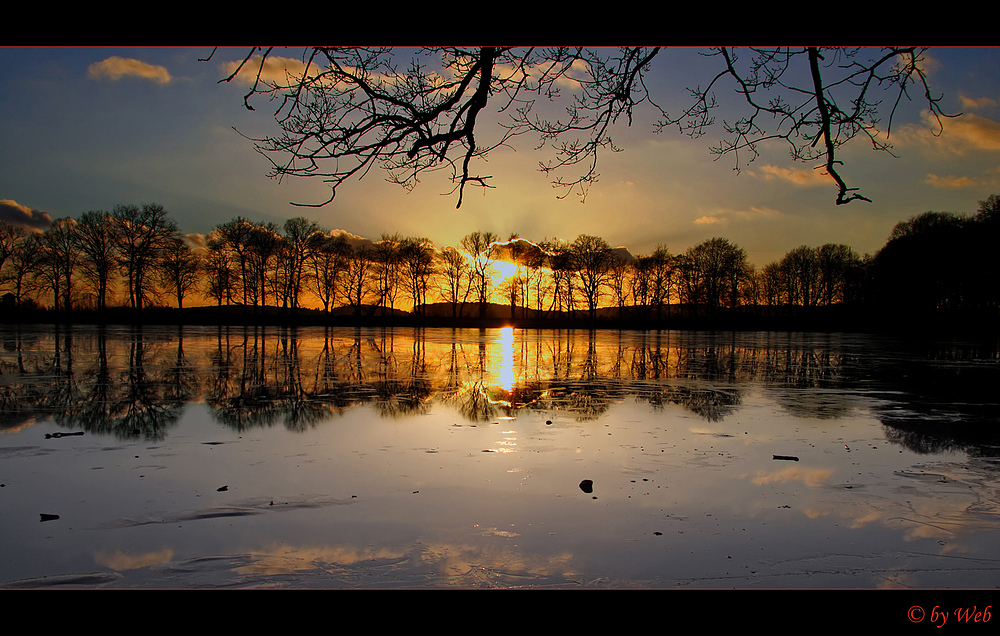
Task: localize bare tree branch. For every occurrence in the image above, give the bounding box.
[217,46,953,208]
[656,46,956,205]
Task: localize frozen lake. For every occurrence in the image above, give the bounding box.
[1,324,999,588]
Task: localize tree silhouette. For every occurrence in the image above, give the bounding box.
[159,236,201,310]
[781,245,821,308]
[344,243,374,316]
[874,201,1000,313]
[438,246,471,318]
[111,203,178,311]
[400,237,435,316]
[0,220,24,276]
[571,234,613,321]
[245,221,282,310]
[212,217,254,306]
[204,234,237,306]
[678,238,749,315]
[372,233,403,316]
[214,46,949,207]
[76,211,117,311]
[39,218,81,312]
[4,231,41,306]
[279,216,320,312]
[667,47,950,205]
[306,232,349,313]
[460,231,498,318]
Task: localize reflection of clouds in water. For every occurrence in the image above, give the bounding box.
[479,527,519,537]
[846,509,888,531]
[834,496,978,551]
[4,326,1000,588]
[875,571,920,589]
[234,544,408,577]
[95,548,174,571]
[803,506,834,519]
[226,540,578,584]
[420,542,575,583]
[748,466,836,488]
[808,460,1000,555]
[0,418,38,434]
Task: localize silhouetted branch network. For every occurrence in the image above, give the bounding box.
[661,46,953,205]
[211,46,951,208]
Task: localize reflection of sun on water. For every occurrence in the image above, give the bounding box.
[499,327,514,392]
[495,328,519,455]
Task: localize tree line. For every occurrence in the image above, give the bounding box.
[1,196,997,323]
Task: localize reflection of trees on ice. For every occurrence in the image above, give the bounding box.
[1,327,997,448]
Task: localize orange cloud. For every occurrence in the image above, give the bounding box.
[553,57,592,89]
[221,54,315,86]
[757,164,830,186]
[694,206,781,227]
[221,54,396,89]
[895,111,1000,154]
[925,174,977,188]
[735,206,782,221]
[959,94,997,110]
[942,112,1000,151]
[329,228,373,249]
[88,56,171,84]
[694,215,725,225]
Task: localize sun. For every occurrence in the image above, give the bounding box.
[492,258,519,281]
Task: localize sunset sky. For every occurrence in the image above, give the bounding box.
[1,46,998,267]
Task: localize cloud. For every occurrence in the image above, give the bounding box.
[493,62,531,87]
[735,206,782,220]
[694,215,725,225]
[184,233,208,250]
[756,164,830,186]
[959,94,997,110]
[490,237,554,266]
[942,113,1000,151]
[925,174,978,188]
[88,56,171,84]
[0,199,52,230]
[221,54,313,86]
[895,111,1000,154]
[694,206,780,227]
[552,58,592,89]
[330,228,372,249]
[493,57,590,91]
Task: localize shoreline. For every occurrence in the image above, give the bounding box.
[2,304,997,338]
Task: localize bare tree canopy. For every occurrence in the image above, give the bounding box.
[211,46,951,208]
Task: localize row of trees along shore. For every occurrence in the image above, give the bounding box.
[1,196,998,328]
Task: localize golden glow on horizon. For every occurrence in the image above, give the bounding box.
[490,258,520,289]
